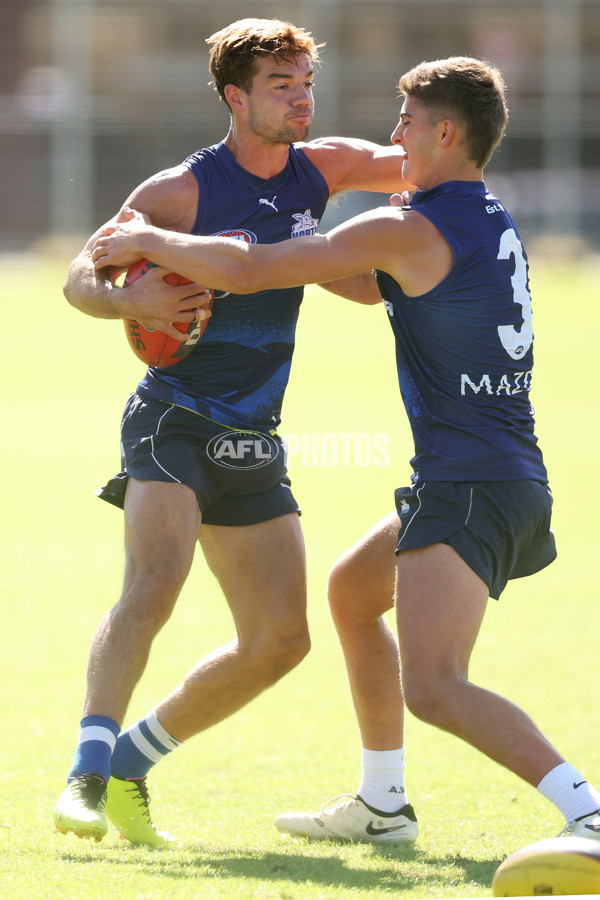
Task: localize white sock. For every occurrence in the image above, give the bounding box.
[537,762,600,822]
[357,747,407,814]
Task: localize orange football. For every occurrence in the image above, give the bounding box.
[122,259,212,367]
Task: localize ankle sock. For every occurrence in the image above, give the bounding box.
[357,747,407,814]
[537,762,600,821]
[111,710,180,779]
[68,714,120,784]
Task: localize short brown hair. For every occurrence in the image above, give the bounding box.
[398,57,508,168]
[207,18,324,108]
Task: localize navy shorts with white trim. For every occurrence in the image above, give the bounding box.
[96,393,300,527]
[394,480,556,600]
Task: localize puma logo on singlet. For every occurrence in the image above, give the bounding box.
[259,196,278,212]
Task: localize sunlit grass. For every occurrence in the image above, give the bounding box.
[2,254,599,898]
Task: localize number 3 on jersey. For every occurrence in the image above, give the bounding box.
[497,228,533,360]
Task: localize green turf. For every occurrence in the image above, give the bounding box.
[2,253,599,898]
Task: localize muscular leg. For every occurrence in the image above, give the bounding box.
[54,479,201,841]
[84,479,201,724]
[327,512,404,750]
[272,513,419,841]
[396,543,564,786]
[156,512,309,742]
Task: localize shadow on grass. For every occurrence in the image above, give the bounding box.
[206,848,499,894]
[58,843,501,895]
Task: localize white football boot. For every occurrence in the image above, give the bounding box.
[558,809,600,840]
[275,793,418,843]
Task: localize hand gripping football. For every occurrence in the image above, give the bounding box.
[122,259,213,367]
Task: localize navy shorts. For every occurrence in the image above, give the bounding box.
[96,393,300,526]
[394,480,556,600]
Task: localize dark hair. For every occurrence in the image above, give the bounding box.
[398,57,508,167]
[207,18,324,108]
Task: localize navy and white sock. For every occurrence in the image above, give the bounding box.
[111,710,180,780]
[68,714,120,784]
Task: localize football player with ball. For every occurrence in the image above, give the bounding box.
[92,56,600,847]
[54,18,416,845]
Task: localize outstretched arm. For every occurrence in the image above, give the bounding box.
[92,202,454,300]
[91,206,407,294]
[303,137,412,196]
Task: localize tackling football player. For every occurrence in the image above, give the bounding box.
[92,56,600,844]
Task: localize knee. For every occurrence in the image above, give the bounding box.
[326,558,356,628]
[271,625,311,675]
[402,670,455,730]
[327,557,383,633]
[250,623,311,682]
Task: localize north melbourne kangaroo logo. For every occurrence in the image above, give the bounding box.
[291,209,319,237]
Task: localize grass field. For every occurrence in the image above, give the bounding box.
[2,252,600,899]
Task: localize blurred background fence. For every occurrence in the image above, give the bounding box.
[1,0,599,252]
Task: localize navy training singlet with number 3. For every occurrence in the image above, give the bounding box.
[375,180,548,484]
[136,141,329,430]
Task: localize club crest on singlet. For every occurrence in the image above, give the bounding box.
[212,228,257,243]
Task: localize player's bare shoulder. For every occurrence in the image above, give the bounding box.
[124,164,199,232]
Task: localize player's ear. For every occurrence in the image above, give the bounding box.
[439,119,456,148]
[224,83,246,112]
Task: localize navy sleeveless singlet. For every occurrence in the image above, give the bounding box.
[136,141,329,430]
[375,180,548,483]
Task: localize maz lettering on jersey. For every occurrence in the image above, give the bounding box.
[461,370,533,396]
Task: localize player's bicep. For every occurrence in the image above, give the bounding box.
[319,272,382,305]
[247,216,391,291]
[120,165,197,231]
